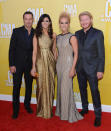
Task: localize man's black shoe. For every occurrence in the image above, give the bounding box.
[79,110,88,116]
[94,117,101,127]
[25,107,33,114]
[12,113,18,119]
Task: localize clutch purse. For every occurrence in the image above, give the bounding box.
[34,72,39,78]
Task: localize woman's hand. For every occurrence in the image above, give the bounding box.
[69,68,76,78]
[31,67,36,77]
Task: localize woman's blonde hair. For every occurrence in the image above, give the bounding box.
[59,12,71,23]
[79,11,93,20]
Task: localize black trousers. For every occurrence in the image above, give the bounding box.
[77,68,101,118]
[12,62,33,114]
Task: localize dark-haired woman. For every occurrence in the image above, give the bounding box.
[31,14,57,119]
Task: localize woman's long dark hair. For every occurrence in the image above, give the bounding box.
[35,14,53,39]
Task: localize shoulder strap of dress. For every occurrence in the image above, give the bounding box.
[69,34,75,45]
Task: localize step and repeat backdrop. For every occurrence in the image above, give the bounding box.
[0,0,111,107]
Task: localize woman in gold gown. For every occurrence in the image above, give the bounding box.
[31,14,57,119]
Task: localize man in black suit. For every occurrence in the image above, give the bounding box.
[75,11,105,127]
[9,11,34,119]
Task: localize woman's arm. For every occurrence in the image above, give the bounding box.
[52,33,57,60]
[31,35,38,76]
[69,35,78,78]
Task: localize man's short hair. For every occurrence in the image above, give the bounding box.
[23,11,33,19]
[79,11,93,20]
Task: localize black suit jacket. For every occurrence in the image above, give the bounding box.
[9,26,34,69]
[75,27,105,76]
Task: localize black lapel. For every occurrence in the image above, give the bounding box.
[84,27,94,46]
[79,29,85,46]
[21,26,27,45]
[21,26,34,44]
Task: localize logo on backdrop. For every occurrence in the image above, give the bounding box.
[101,0,111,22]
[32,84,37,94]
[5,70,37,94]
[5,71,25,87]
[27,8,44,25]
[74,92,81,102]
[0,24,15,38]
[64,4,77,17]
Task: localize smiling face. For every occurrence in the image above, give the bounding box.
[42,17,50,29]
[23,14,33,28]
[80,15,92,30]
[59,17,70,33]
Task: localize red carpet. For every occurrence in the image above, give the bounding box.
[0,100,111,131]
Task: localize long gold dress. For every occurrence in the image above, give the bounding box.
[36,34,55,119]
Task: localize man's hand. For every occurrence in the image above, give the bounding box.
[97,72,104,80]
[10,66,16,74]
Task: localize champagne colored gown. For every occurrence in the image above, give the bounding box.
[36,34,55,119]
[55,33,83,123]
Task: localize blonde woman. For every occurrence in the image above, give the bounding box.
[55,12,83,123]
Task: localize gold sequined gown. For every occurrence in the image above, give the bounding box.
[36,34,55,119]
[55,33,83,123]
